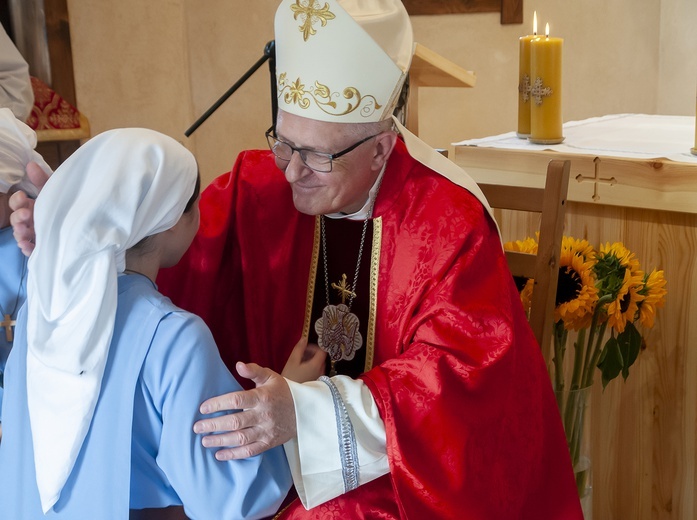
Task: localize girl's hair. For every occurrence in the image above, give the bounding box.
[184,173,201,213]
[129,172,200,253]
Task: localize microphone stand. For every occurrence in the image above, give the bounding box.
[185,40,277,137]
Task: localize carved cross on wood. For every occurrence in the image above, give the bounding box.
[575,157,617,202]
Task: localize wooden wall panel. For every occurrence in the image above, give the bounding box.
[44,0,75,106]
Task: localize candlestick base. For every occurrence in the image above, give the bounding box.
[529,136,565,145]
[516,132,531,139]
[691,147,697,156]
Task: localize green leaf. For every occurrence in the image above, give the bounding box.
[617,322,642,380]
[598,336,623,389]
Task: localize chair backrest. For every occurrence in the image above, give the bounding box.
[478,159,571,362]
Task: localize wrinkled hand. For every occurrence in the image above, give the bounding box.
[193,361,296,460]
[282,336,327,383]
[9,161,49,257]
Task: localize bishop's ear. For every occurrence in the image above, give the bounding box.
[371,130,398,170]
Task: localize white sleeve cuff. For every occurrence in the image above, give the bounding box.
[283,375,389,509]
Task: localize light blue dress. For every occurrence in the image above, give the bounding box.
[0,226,27,420]
[0,273,292,519]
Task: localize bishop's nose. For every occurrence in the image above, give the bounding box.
[283,152,313,183]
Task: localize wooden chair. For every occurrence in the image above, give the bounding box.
[477,159,571,362]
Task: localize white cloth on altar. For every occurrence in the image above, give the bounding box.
[453,114,697,164]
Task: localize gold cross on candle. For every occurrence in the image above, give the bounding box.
[518,74,531,103]
[575,157,617,202]
[331,273,356,305]
[1,313,16,342]
[530,77,553,106]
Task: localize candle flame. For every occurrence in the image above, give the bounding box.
[545,22,550,38]
[533,11,538,35]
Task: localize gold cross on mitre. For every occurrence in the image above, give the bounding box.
[1,313,16,342]
[331,273,356,305]
[290,0,336,41]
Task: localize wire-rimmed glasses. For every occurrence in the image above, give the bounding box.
[265,126,379,173]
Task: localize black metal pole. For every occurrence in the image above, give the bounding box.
[184,40,276,137]
[266,40,277,131]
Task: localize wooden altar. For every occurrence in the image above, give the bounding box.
[454,115,697,520]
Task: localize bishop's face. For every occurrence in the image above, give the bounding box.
[273,110,388,216]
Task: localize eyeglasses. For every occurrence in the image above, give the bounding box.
[265,126,379,173]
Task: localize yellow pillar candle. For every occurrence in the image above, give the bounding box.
[530,23,564,144]
[517,12,538,138]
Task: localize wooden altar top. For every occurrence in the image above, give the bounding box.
[453,114,697,214]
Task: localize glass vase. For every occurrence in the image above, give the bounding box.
[555,385,592,519]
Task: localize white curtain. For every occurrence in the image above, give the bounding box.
[9,0,50,84]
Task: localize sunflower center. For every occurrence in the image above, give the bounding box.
[556,267,583,306]
[513,275,529,293]
[620,291,632,313]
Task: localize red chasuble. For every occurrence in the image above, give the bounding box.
[157,140,583,519]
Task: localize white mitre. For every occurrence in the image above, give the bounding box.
[274,0,496,225]
[274,0,413,123]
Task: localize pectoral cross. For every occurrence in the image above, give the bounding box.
[575,157,617,202]
[331,273,356,305]
[1,314,16,343]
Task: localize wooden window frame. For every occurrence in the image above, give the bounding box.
[402,0,522,25]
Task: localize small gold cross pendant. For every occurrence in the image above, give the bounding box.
[1,313,16,342]
[331,273,356,305]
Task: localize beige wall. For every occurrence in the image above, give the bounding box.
[69,0,193,146]
[66,0,697,187]
[657,0,697,115]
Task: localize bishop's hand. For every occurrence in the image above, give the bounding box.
[10,161,50,256]
[194,362,297,460]
[282,336,327,383]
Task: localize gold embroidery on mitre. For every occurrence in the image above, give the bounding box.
[278,73,383,118]
[290,0,336,41]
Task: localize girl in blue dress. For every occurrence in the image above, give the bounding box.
[0,128,292,519]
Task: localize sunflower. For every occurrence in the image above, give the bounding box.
[636,269,667,328]
[554,236,598,330]
[503,237,538,313]
[594,242,645,333]
[605,269,645,333]
[594,242,641,287]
